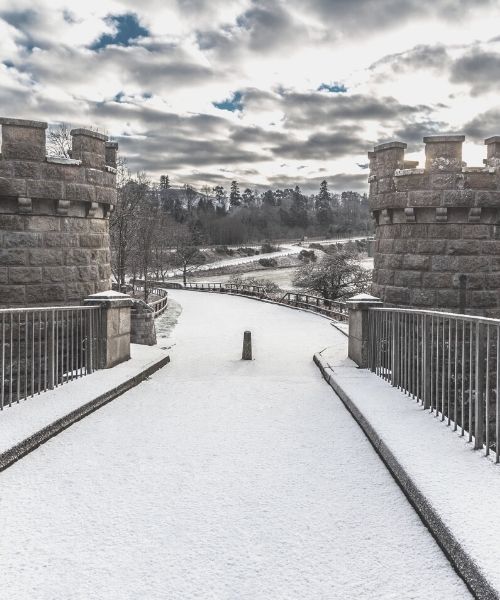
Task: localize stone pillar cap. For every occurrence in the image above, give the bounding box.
[347,293,381,302]
[105,141,119,149]
[0,117,47,129]
[84,290,134,308]
[373,141,407,152]
[71,128,108,141]
[423,134,465,143]
[484,136,500,145]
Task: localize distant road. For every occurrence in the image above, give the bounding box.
[165,236,368,278]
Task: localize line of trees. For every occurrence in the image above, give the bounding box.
[109,163,373,297]
[156,176,372,245]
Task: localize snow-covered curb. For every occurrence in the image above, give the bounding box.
[313,350,498,600]
[0,345,170,472]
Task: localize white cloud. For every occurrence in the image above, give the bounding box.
[0,0,500,192]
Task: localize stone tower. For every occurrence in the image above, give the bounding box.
[369,134,500,317]
[0,117,117,307]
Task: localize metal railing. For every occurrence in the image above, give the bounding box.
[147,288,169,317]
[279,292,349,321]
[133,286,169,318]
[181,282,348,321]
[0,306,102,410]
[184,282,267,298]
[368,307,500,461]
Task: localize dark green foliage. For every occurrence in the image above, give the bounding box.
[298,249,317,262]
[259,257,278,267]
[260,242,280,254]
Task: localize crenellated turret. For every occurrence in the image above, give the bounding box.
[369,134,500,316]
[0,117,118,307]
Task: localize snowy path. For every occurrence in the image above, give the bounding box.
[0,292,470,599]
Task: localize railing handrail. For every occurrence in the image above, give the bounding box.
[134,285,169,318]
[0,305,99,314]
[370,306,500,326]
[281,291,347,307]
[1,305,102,411]
[179,281,349,321]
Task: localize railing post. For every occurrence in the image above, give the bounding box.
[346,294,383,368]
[47,309,55,390]
[84,291,134,369]
[423,314,432,409]
[475,321,485,450]
[391,312,399,387]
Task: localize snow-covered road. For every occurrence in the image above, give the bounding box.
[0,292,470,599]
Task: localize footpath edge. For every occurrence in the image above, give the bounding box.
[0,355,170,472]
[313,351,497,600]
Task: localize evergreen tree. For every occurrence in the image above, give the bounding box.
[261,189,276,207]
[160,175,170,189]
[290,185,309,228]
[315,180,333,228]
[242,188,256,206]
[213,185,228,215]
[230,180,242,207]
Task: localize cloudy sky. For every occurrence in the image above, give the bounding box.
[1,0,500,193]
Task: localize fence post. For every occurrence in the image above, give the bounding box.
[47,309,55,390]
[423,314,432,409]
[346,294,383,368]
[475,322,485,450]
[84,291,134,369]
[391,312,399,387]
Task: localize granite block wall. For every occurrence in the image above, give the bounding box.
[0,117,117,307]
[369,135,500,316]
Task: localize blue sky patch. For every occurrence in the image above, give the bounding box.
[213,91,243,112]
[318,83,348,93]
[90,13,149,51]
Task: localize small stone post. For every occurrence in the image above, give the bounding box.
[346,293,383,368]
[84,291,134,369]
[242,331,252,360]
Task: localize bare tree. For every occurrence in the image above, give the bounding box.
[46,123,72,158]
[109,162,148,292]
[293,248,370,301]
[171,230,206,285]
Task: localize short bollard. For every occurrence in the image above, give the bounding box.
[242,331,252,360]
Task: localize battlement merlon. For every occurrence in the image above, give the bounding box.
[370,134,500,182]
[105,141,119,169]
[370,141,407,178]
[71,128,108,169]
[0,117,48,161]
[0,117,118,213]
[0,118,117,169]
[423,134,465,173]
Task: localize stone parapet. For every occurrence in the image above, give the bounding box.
[130,301,157,346]
[84,291,133,368]
[0,117,117,307]
[369,134,500,316]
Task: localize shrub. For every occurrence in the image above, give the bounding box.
[258,257,278,267]
[298,249,317,263]
[228,274,282,296]
[309,243,324,251]
[260,242,280,254]
[215,245,234,256]
[238,247,258,256]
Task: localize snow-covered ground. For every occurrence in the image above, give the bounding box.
[0,291,469,599]
[186,266,302,290]
[165,236,368,278]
